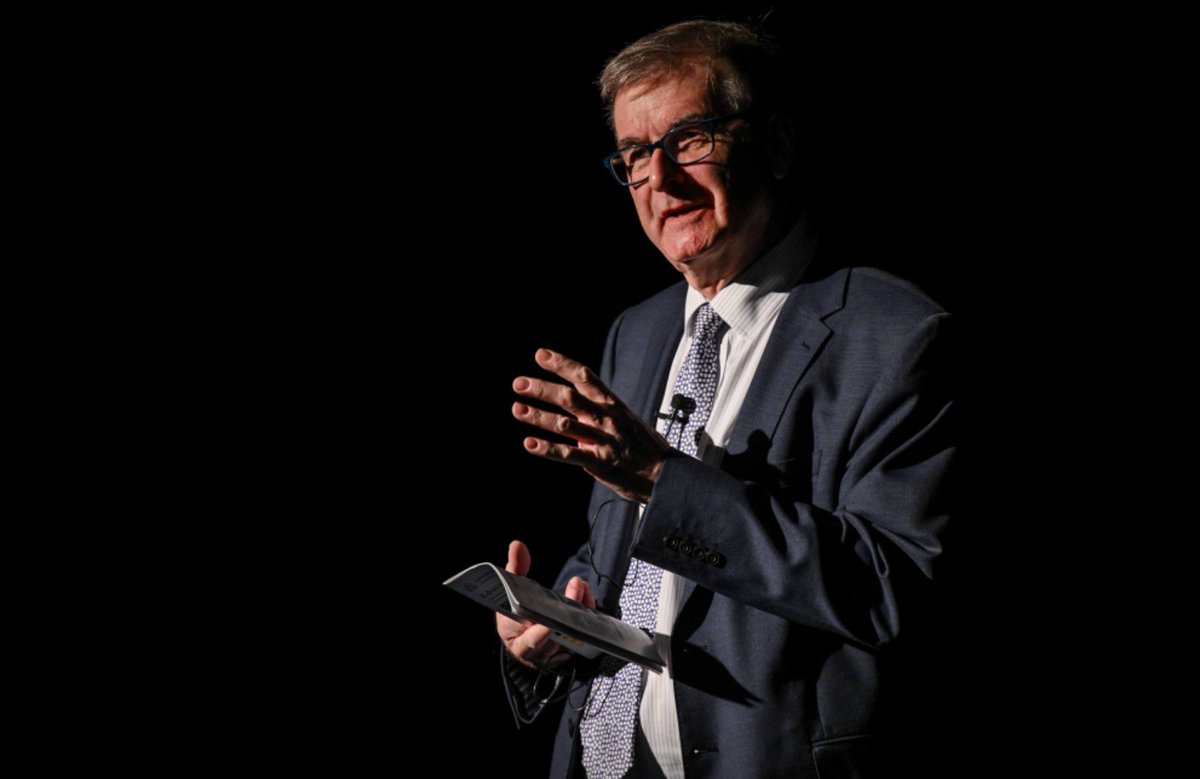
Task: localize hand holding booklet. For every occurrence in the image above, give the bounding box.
[444,562,664,674]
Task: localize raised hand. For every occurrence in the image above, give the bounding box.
[512,348,677,504]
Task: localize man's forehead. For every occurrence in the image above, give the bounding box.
[613,73,715,143]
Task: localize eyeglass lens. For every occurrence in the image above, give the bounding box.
[611,124,714,183]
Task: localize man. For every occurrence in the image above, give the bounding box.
[495,19,957,779]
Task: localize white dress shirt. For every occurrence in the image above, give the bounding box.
[636,213,816,778]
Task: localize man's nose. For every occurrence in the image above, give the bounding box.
[648,147,683,190]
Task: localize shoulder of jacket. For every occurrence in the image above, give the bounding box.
[842,267,949,318]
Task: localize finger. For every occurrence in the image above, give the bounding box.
[522,436,608,470]
[506,540,531,576]
[535,348,615,406]
[512,402,618,446]
[499,541,534,631]
[512,375,606,423]
[564,576,597,610]
[496,611,527,638]
[529,632,574,668]
[514,622,555,657]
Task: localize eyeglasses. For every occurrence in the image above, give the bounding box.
[602,111,748,187]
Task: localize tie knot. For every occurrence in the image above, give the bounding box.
[694,303,726,342]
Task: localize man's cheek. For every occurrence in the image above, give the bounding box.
[638,212,659,239]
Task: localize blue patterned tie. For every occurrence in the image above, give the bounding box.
[580,302,727,778]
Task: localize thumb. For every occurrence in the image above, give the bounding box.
[565,576,597,609]
[506,539,531,576]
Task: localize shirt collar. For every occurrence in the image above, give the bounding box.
[683,211,816,338]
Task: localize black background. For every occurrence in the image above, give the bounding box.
[206,5,1112,775]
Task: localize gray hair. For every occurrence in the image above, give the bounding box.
[596,19,789,133]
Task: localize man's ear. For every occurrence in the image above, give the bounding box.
[765,112,796,180]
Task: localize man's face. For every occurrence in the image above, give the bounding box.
[612,68,776,292]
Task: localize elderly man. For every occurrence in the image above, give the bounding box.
[495,19,957,779]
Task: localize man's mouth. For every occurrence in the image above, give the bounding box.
[661,204,706,223]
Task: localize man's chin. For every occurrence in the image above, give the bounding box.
[675,260,723,292]
[666,245,755,294]
[665,242,717,268]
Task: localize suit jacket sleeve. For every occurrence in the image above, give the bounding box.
[632,310,957,650]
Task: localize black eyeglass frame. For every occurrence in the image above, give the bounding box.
[601,110,750,187]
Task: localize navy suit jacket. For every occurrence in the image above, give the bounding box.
[502,254,958,779]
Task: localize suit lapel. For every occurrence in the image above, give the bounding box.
[724,294,834,452]
[632,284,686,423]
[597,284,685,612]
[674,266,850,611]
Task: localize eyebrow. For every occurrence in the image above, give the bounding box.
[616,112,710,149]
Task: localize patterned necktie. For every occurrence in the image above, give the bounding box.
[580,302,727,778]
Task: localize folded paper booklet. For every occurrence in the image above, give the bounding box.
[444,562,664,674]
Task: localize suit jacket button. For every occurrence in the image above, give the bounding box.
[690,545,707,559]
[706,551,722,566]
[678,541,693,555]
[664,535,679,550]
